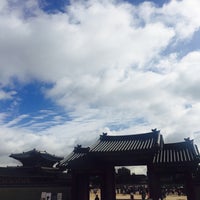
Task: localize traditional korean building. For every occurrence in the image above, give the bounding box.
[10,149,63,167]
[58,129,200,200]
[0,149,71,200]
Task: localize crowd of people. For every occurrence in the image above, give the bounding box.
[92,185,185,200]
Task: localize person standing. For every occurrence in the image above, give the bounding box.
[130,192,134,200]
[95,194,100,200]
[141,189,146,200]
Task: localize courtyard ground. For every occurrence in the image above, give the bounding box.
[90,193,187,200]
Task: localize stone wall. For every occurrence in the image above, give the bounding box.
[0,186,71,200]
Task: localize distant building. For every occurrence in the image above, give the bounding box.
[0,149,71,200]
[10,149,63,168]
[117,167,131,176]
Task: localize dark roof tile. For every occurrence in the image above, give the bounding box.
[153,141,199,164]
[89,130,161,153]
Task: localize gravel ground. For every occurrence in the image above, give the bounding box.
[90,193,187,200]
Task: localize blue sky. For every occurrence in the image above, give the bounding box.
[0,0,200,171]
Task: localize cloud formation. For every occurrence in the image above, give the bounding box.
[0,0,200,168]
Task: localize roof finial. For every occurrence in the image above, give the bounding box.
[74,144,82,150]
[184,137,193,143]
[100,132,107,140]
[74,144,90,153]
[152,128,160,134]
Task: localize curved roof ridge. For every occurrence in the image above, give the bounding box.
[163,140,195,148]
[89,129,162,153]
[99,129,160,141]
[10,149,63,167]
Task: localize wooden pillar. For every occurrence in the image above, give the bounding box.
[147,165,161,200]
[71,170,89,200]
[101,166,116,200]
[185,171,195,200]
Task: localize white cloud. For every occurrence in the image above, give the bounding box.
[0,0,176,85]
[4,114,29,127]
[0,90,16,100]
[160,0,200,39]
[0,0,200,166]
[137,0,200,40]
[0,0,7,11]
[170,51,200,100]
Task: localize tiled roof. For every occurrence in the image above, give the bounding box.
[58,131,200,169]
[153,140,200,165]
[58,130,162,168]
[89,130,162,153]
[59,146,89,167]
[10,149,63,167]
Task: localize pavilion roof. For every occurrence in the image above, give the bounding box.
[10,149,63,167]
[153,139,200,166]
[89,129,162,153]
[59,129,163,168]
[59,130,200,170]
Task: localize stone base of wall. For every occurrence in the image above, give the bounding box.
[0,186,71,200]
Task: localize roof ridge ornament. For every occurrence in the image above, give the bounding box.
[74,144,82,152]
[184,137,194,143]
[100,132,108,140]
[74,145,90,153]
[151,128,160,134]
